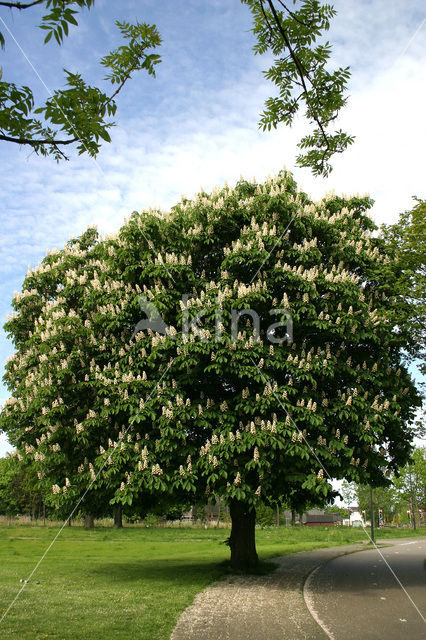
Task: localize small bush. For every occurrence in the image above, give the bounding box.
[256,504,276,528]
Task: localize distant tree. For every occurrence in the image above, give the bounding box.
[325,504,346,518]
[0,1,161,159]
[393,446,426,517]
[381,199,426,376]
[0,454,45,518]
[339,479,357,520]
[0,455,21,516]
[353,447,426,525]
[255,502,276,527]
[355,483,397,525]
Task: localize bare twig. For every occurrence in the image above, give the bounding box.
[0,132,77,145]
[0,1,44,9]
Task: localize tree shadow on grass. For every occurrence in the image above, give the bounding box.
[89,558,223,586]
[89,557,279,585]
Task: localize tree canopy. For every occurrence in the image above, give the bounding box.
[1,169,421,568]
[381,198,426,375]
[1,0,352,174]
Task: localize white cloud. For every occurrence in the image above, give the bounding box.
[0,431,14,458]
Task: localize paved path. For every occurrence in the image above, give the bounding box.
[171,544,366,640]
[304,538,426,640]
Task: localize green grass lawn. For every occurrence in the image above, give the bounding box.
[0,524,424,640]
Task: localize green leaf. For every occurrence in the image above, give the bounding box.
[98,129,111,143]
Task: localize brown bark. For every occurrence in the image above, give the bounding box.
[228,500,258,571]
[216,498,221,528]
[84,514,94,529]
[113,504,123,528]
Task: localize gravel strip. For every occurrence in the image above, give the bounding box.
[171,544,366,640]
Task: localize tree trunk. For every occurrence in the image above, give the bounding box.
[228,500,258,571]
[113,504,123,528]
[291,509,296,526]
[84,514,94,529]
[216,498,221,528]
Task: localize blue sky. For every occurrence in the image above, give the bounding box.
[0,0,425,456]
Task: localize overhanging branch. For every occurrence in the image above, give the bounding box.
[262,0,331,169]
[0,133,77,145]
[0,1,44,9]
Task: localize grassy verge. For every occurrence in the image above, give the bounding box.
[0,524,424,640]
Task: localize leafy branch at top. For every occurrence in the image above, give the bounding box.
[2,0,352,167]
[0,2,161,160]
[0,1,94,49]
[243,0,354,177]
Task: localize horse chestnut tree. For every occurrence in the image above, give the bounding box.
[1,170,420,569]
